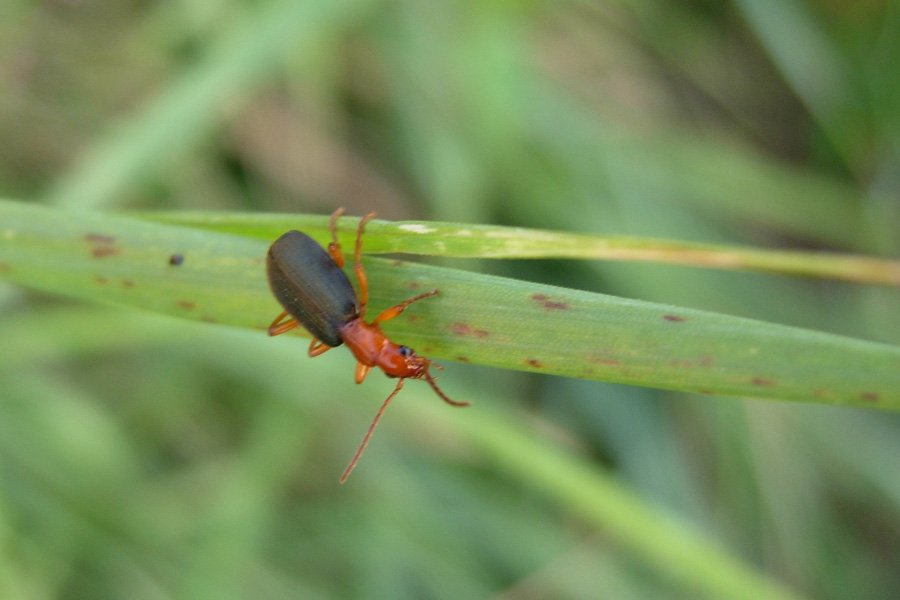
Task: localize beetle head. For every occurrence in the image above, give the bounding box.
[386,343,469,407]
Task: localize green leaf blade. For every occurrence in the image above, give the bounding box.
[3,199,899,409]
[143,211,900,286]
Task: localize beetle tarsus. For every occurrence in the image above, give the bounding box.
[327,208,346,267]
[268,311,300,336]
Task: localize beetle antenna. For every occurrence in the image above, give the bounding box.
[424,368,470,407]
[340,379,405,483]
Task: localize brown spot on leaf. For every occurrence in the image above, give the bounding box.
[406,314,420,323]
[408,281,420,289]
[177,300,196,310]
[668,359,693,368]
[85,233,119,259]
[860,392,880,403]
[588,352,620,366]
[121,280,135,288]
[169,254,184,266]
[84,233,116,244]
[531,293,569,311]
[698,355,714,367]
[91,246,120,259]
[663,315,686,322]
[698,389,715,395]
[751,377,775,387]
[94,276,108,285]
[524,359,544,368]
[0,262,10,274]
[456,356,470,363]
[451,322,489,338]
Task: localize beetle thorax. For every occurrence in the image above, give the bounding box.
[338,318,427,379]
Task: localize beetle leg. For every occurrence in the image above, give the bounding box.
[309,338,333,357]
[326,207,346,268]
[355,362,372,384]
[372,289,439,325]
[354,212,376,317]
[268,311,300,336]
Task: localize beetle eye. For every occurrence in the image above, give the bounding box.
[398,345,413,357]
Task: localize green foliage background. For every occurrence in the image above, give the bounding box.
[1,1,900,598]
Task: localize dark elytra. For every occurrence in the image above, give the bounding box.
[266,231,359,347]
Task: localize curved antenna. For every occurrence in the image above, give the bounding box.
[340,368,470,483]
[424,368,470,407]
[340,379,405,483]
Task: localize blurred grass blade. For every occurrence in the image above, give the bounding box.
[42,0,379,209]
[2,199,900,409]
[0,305,805,600]
[733,0,859,170]
[418,401,805,600]
[145,211,900,286]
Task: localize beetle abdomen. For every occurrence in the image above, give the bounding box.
[266,230,359,347]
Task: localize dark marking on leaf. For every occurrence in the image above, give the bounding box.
[451,322,489,338]
[169,254,184,266]
[668,359,693,368]
[406,314,420,323]
[588,353,620,366]
[408,281,420,289]
[92,245,120,259]
[177,300,196,310]
[94,276,108,285]
[751,377,775,386]
[698,389,715,395]
[698,355,714,367]
[84,233,116,244]
[121,280,135,288]
[456,356,470,363]
[663,315,686,322]
[524,359,544,368]
[860,392,880,403]
[84,234,120,259]
[0,262,10,274]
[531,293,569,311]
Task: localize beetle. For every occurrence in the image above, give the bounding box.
[266,208,469,482]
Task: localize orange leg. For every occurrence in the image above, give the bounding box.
[309,338,333,357]
[355,362,372,384]
[326,207,346,267]
[373,290,439,325]
[354,212,376,317]
[268,311,300,336]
